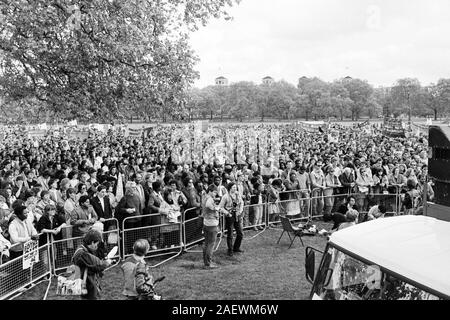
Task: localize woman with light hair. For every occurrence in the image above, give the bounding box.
[324,165,342,216]
[404,168,418,186]
[337,209,359,231]
[387,166,407,192]
[59,178,71,201]
[250,162,259,175]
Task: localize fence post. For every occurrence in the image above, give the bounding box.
[44,233,52,276]
[121,217,126,259]
[182,209,187,251]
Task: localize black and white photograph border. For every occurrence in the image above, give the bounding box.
[0,0,449,306]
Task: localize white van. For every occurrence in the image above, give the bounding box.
[305,216,450,300]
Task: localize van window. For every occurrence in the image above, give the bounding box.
[314,247,383,300]
[382,274,441,300]
[313,246,443,300]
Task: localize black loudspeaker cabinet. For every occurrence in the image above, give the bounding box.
[431,181,450,207]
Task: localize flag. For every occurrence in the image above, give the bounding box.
[128,128,143,137]
[225,131,235,163]
[357,120,369,128]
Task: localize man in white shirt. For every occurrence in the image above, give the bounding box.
[91,185,113,223]
[8,205,39,260]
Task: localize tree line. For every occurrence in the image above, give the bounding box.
[0,0,240,124]
[1,1,449,124]
[185,77,450,122]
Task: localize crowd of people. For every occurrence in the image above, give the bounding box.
[0,122,433,268]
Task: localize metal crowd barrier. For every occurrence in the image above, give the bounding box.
[51,218,121,275]
[242,202,268,240]
[182,208,204,248]
[0,234,52,300]
[183,208,225,253]
[276,188,311,223]
[321,191,351,218]
[0,184,409,299]
[307,185,401,220]
[122,213,183,267]
[242,203,267,230]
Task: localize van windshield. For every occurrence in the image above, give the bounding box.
[312,246,442,300]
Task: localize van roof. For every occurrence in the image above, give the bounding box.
[329,216,450,297]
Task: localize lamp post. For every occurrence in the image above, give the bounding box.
[426,85,439,121]
[402,84,414,130]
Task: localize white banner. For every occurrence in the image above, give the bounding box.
[22,240,39,270]
[328,130,339,143]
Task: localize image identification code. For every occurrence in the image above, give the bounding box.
[216,304,279,315]
[172,304,279,317]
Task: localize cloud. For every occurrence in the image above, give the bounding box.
[190,0,450,88]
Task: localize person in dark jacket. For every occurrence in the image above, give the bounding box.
[145,181,165,249]
[36,204,66,246]
[12,176,27,201]
[182,178,201,219]
[338,167,356,194]
[115,182,142,230]
[91,185,113,230]
[72,229,113,300]
[142,173,154,210]
[36,204,67,269]
[115,183,143,254]
[324,196,359,230]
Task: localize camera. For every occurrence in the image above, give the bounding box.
[230,202,238,215]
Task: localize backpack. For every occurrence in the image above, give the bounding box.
[56,248,88,296]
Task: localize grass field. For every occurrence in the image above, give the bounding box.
[15,221,332,300]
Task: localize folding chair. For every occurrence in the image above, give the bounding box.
[276,216,304,248]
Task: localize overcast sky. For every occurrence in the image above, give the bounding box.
[189,0,450,88]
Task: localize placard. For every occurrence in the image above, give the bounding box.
[23,240,39,270]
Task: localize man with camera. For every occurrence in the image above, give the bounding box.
[219,182,244,257]
[201,184,221,269]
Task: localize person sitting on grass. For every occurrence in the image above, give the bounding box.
[337,209,359,231]
[324,196,359,230]
[366,204,387,221]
